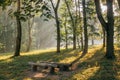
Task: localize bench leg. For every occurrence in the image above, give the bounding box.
[49,67,55,74]
[59,65,69,71]
[32,65,37,72]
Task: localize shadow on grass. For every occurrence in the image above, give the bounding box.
[0,48,81,80]
[69,47,120,80]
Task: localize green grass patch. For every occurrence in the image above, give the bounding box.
[0,46,120,80]
[0,48,81,80]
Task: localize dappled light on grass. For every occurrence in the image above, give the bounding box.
[0,48,82,79]
[80,45,103,63]
[0,45,120,80]
[60,50,82,63]
[21,49,56,56]
[73,66,100,80]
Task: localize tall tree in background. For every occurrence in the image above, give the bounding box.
[50,0,61,53]
[94,0,115,59]
[26,18,34,52]
[65,0,76,50]
[82,0,88,54]
[14,0,22,56]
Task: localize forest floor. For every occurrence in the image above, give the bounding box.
[0,45,120,80]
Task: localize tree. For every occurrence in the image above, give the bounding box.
[117,0,120,8]
[78,0,84,50]
[82,0,88,54]
[14,0,22,56]
[94,0,115,59]
[50,0,61,53]
[26,17,34,52]
[65,0,77,50]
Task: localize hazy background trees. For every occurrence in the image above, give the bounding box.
[0,0,120,59]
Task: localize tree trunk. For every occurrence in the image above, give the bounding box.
[105,0,115,59]
[50,0,61,53]
[26,18,34,52]
[81,32,84,50]
[117,0,120,8]
[102,27,106,47]
[94,0,115,59]
[65,0,76,50]
[77,36,80,48]
[14,0,22,56]
[91,36,94,45]
[64,12,68,49]
[55,11,60,53]
[82,0,88,53]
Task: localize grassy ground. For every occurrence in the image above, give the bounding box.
[0,45,120,80]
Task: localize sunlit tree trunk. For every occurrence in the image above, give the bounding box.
[82,0,88,54]
[14,0,22,56]
[94,0,115,59]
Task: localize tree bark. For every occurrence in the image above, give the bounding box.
[78,0,83,50]
[82,0,88,54]
[65,0,76,50]
[50,0,61,53]
[14,0,22,56]
[64,11,68,49]
[102,27,106,47]
[94,0,115,59]
[26,18,34,52]
[105,0,115,59]
[117,0,120,8]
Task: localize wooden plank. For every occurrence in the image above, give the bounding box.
[28,62,57,67]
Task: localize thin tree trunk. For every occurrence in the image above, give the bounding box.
[64,11,68,49]
[81,32,84,50]
[77,36,80,48]
[91,36,94,45]
[78,0,84,50]
[82,0,88,54]
[26,18,34,52]
[55,11,60,53]
[102,27,106,47]
[14,0,22,56]
[65,0,76,50]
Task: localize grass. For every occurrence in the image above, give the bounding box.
[0,45,120,80]
[66,46,120,80]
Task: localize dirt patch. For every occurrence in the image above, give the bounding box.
[24,64,78,80]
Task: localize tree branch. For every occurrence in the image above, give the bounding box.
[94,0,107,30]
[55,0,60,11]
[50,0,55,11]
[117,0,120,8]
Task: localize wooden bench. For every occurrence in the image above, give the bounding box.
[38,61,71,71]
[28,61,71,74]
[28,62,57,74]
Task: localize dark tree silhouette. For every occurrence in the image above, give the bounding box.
[94,0,115,59]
